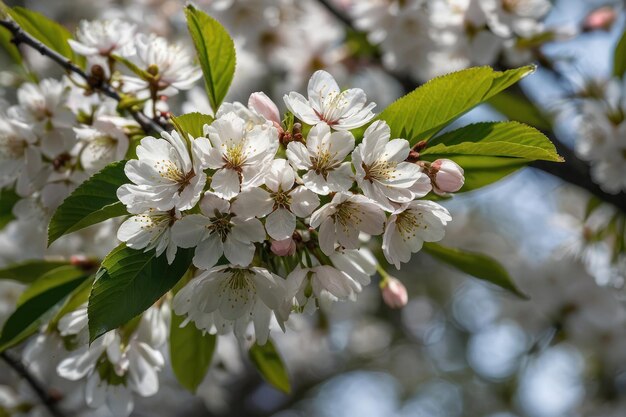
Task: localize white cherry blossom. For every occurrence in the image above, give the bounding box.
[172,265,288,345]
[283,70,376,130]
[383,200,452,269]
[68,19,136,57]
[117,130,210,213]
[123,34,202,96]
[204,111,279,199]
[310,193,386,256]
[117,208,180,264]
[74,119,129,172]
[231,159,319,240]
[0,117,40,192]
[480,0,552,38]
[286,265,362,309]
[172,192,266,269]
[352,120,430,211]
[286,123,355,195]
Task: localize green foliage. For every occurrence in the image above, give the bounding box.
[249,339,291,393]
[170,312,216,393]
[48,161,129,246]
[0,188,19,231]
[419,122,562,193]
[0,24,22,65]
[423,122,562,162]
[184,4,236,114]
[88,245,193,342]
[423,243,528,298]
[0,259,70,284]
[7,7,84,66]
[171,112,214,138]
[487,91,552,131]
[613,29,626,78]
[379,66,535,145]
[0,266,89,352]
[49,275,94,329]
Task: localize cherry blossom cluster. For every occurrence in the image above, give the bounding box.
[351,0,566,80]
[115,70,464,344]
[573,78,626,194]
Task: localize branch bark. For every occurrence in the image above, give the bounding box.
[315,0,626,213]
[0,351,67,417]
[0,18,164,135]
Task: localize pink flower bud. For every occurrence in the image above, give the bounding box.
[431,159,464,195]
[381,277,408,309]
[249,92,281,128]
[583,6,617,31]
[270,238,296,257]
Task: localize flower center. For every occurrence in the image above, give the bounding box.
[208,211,233,242]
[0,136,26,160]
[271,189,292,209]
[395,210,425,240]
[363,159,397,183]
[223,142,247,170]
[502,0,521,13]
[310,148,340,178]
[316,90,348,125]
[332,201,362,231]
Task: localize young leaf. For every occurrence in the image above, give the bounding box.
[378,66,535,144]
[422,122,563,162]
[88,245,193,342]
[170,312,216,393]
[423,242,528,299]
[613,29,626,78]
[0,266,88,352]
[0,188,19,230]
[171,113,214,138]
[48,161,129,246]
[0,259,70,284]
[184,4,236,113]
[249,339,291,394]
[8,7,84,66]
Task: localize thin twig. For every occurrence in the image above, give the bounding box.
[0,351,67,417]
[314,0,626,213]
[0,18,164,135]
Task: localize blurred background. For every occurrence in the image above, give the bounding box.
[1,0,626,416]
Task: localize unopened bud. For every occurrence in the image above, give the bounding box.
[430,159,464,195]
[271,237,296,256]
[381,277,408,309]
[583,6,617,32]
[249,92,281,127]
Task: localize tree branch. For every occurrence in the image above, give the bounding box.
[315,0,626,213]
[0,351,67,417]
[0,18,164,135]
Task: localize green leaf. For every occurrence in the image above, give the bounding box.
[423,242,528,299]
[422,122,562,162]
[0,259,70,284]
[49,275,95,329]
[184,4,236,113]
[171,112,214,138]
[378,66,535,145]
[17,265,85,305]
[88,245,193,342]
[613,29,626,78]
[0,188,19,230]
[0,267,88,352]
[48,161,129,246]
[487,91,552,131]
[0,24,22,65]
[8,7,84,66]
[170,312,216,393]
[249,339,291,394]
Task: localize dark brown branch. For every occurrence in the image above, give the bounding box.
[315,0,626,213]
[0,18,164,135]
[0,351,67,417]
